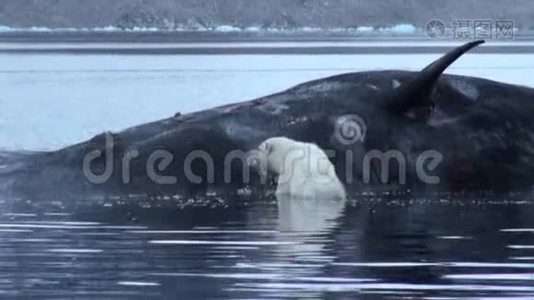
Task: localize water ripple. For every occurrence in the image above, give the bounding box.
[149,240,298,246]
[443,273,534,280]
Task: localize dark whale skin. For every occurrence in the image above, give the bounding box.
[0,41,534,198]
[2,68,534,199]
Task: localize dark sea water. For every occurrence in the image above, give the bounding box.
[0,194,533,299]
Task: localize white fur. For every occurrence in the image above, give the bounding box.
[256,137,346,199]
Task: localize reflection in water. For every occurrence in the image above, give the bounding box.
[252,195,350,299]
[0,194,533,298]
[276,196,346,233]
[275,195,348,266]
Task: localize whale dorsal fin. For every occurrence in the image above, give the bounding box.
[388,40,484,119]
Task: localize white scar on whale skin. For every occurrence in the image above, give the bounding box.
[447,79,480,101]
[428,111,467,126]
[259,102,289,115]
[287,116,309,126]
[298,81,347,95]
[366,83,379,91]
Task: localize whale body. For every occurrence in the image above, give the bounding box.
[2,40,534,199]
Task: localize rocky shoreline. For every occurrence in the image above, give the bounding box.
[1,0,533,32]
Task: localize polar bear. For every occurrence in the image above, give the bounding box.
[252,137,346,199]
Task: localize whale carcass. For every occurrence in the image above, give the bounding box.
[2,40,534,199]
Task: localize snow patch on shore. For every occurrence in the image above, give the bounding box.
[0,23,420,35]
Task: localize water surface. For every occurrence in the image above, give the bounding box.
[0,194,533,299]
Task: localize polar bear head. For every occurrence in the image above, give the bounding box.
[256,137,301,175]
[253,137,335,178]
[247,137,296,177]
